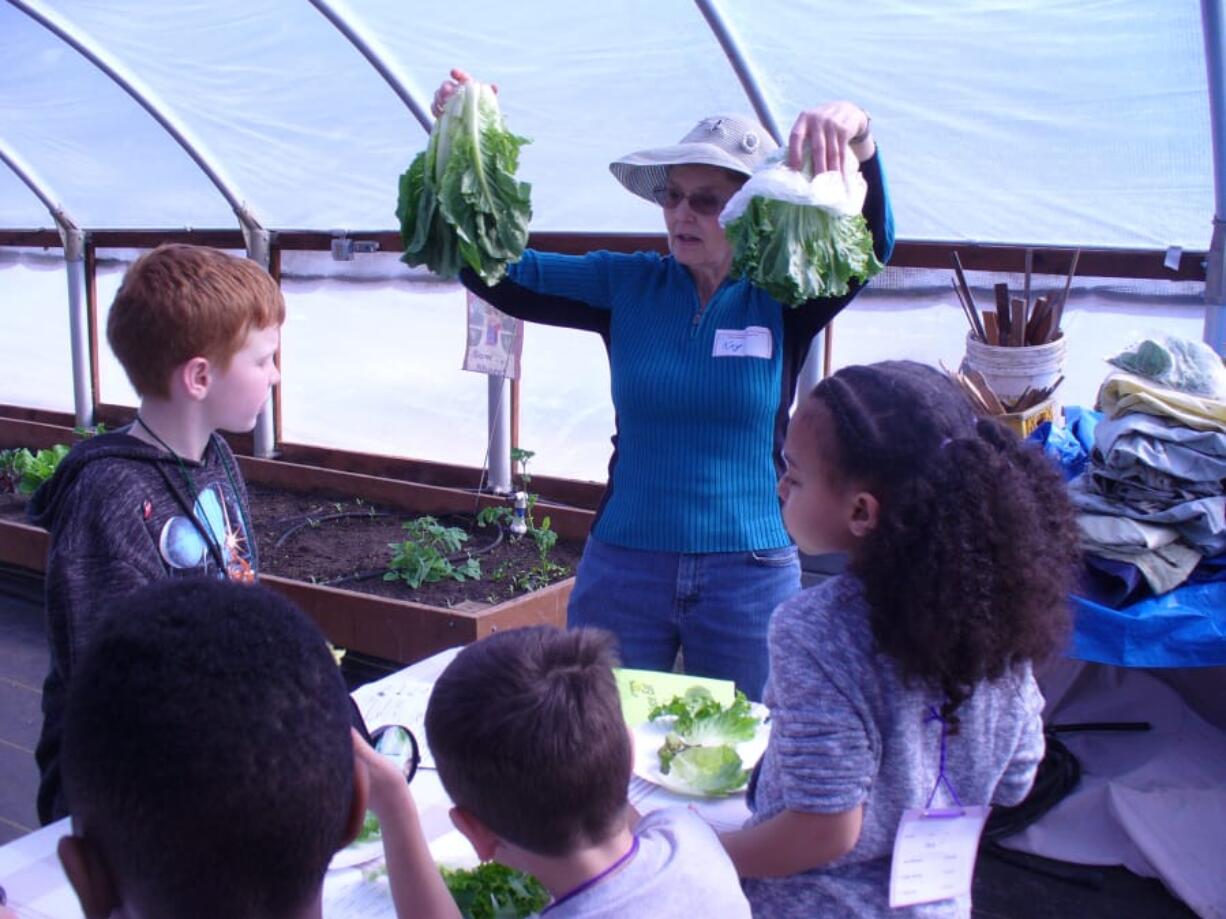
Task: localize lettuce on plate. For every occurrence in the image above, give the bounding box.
[720,150,884,306]
[648,686,759,745]
[658,738,749,796]
[440,863,549,919]
[648,687,760,795]
[396,81,532,285]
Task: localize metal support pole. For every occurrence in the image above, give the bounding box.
[1201,0,1226,354]
[0,141,96,426]
[242,223,277,457]
[62,227,93,428]
[694,0,783,145]
[487,375,512,494]
[1206,222,1226,354]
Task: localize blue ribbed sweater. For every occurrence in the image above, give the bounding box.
[464,153,894,553]
[509,249,793,552]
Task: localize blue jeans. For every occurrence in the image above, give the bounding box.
[566,536,801,701]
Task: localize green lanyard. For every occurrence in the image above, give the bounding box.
[135,416,254,578]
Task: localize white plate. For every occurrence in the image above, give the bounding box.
[630,703,770,798]
[328,836,385,872]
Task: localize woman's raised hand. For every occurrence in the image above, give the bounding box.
[787,101,872,176]
[430,68,497,119]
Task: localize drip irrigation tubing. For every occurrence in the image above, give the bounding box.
[273,510,391,549]
[261,503,343,528]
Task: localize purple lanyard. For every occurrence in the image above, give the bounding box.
[924,706,964,814]
[540,836,641,915]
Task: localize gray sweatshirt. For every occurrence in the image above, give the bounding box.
[27,428,255,823]
[742,575,1044,918]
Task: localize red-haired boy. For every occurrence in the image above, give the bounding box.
[28,243,284,823]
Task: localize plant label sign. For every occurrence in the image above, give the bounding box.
[463,292,524,379]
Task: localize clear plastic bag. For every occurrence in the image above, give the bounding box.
[720,148,866,223]
[1107,333,1226,399]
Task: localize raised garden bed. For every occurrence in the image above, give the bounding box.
[251,485,583,607]
[0,416,594,665]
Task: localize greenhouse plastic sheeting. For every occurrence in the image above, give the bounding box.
[0,0,1214,248]
[1070,583,1226,668]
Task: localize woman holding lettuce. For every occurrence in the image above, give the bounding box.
[435,71,894,701]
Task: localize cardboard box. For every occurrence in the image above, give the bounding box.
[998,398,1058,438]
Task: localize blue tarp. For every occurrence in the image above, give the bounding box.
[1069,582,1226,668]
[1029,406,1099,480]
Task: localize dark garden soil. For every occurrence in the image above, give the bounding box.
[247,484,581,608]
[0,484,582,610]
[0,493,25,522]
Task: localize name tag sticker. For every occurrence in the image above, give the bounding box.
[712,326,772,359]
[888,805,989,909]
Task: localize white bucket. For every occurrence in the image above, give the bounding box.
[962,332,1066,404]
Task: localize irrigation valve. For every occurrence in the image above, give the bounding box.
[510,491,529,538]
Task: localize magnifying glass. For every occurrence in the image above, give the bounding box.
[369,724,422,784]
[349,696,421,784]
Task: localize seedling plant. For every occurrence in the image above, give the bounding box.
[378,448,570,596]
[0,425,105,496]
[386,516,481,589]
[0,444,70,495]
[475,447,570,593]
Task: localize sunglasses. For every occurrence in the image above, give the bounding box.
[650,185,729,217]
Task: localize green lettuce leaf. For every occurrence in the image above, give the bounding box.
[0,444,70,495]
[396,82,532,285]
[659,741,749,796]
[440,863,550,919]
[724,196,883,306]
[648,686,759,745]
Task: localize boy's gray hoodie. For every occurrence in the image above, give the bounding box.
[27,427,255,824]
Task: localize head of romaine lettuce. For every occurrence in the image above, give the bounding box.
[396,81,532,286]
[720,151,884,306]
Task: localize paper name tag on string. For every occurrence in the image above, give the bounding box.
[888,805,989,909]
[712,326,772,359]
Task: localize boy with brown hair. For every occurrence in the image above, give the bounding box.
[364,626,751,918]
[28,243,284,824]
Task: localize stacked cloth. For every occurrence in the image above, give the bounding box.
[1070,363,1226,608]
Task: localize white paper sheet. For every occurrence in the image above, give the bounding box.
[1008,661,1226,917]
[350,647,464,769]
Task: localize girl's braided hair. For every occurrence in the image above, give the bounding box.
[811,361,1080,732]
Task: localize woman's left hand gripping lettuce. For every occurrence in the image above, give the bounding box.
[721,148,884,306]
[396,81,532,285]
[649,688,760,795]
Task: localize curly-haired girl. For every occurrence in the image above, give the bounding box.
[721,360,1080,918]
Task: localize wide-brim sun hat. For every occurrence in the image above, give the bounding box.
[609,114,779,205]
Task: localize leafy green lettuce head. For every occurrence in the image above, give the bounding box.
[720,149,884,306]
[397,82,532,285]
